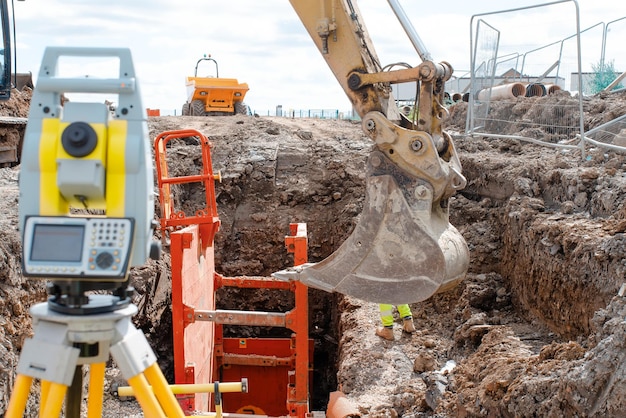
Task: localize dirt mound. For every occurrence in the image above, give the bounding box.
[0,87,32,118]
[2,89,626,416]
[0,87,31,166]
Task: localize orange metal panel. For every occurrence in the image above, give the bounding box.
[170,225,217,414]
[154,129,220,240]
[156,129,222,414]
[219,338,314,417]
[158,131,314,417]
[286,223,308,266]
[285,223,309,415]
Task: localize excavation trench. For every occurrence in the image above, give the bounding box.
[134,112,626,415]
[3,97,626,415]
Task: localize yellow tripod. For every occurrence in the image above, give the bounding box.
[6,296,185,418]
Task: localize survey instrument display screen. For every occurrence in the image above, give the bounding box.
[22,216,135,281]
[30,224,85,262]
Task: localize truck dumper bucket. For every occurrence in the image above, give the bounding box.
[273,149,469,305]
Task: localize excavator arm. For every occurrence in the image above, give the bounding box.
[274,0,469,304]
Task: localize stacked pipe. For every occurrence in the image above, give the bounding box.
[477,82,526,101]
[543,84,562,94]
[524,83,546,97]
[475,82,563,102]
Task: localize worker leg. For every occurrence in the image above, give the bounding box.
[376,304,395,340]
[397,304,412,319]
[398,304,416,333]
[378,304,394,327]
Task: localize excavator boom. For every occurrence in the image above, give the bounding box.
[275,0,469,304]
[288,0,401,120]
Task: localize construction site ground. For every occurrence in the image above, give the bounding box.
[1,88,626,417]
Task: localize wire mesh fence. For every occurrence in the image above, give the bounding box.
[465,1,626,157]
[150,108,360,121]
[251,108,360,120]
[584,112,626,151]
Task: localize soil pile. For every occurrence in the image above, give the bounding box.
[1,89,626,416]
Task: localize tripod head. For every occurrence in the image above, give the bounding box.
[18,47,160,314]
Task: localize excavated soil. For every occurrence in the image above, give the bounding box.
[1,87,626,417]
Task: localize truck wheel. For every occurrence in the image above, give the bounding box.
[182,102,190,116]
[191,100,206,116]
[235,101,248,115]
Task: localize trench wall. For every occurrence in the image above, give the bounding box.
[456,145,626,339]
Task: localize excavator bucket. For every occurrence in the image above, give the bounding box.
[279,0,470,305]
[274,145,470,305]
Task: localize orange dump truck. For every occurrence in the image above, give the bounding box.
[182,56,249,116]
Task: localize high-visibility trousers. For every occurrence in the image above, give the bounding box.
[379,304,412,327]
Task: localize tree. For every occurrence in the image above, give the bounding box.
[589,60,623,94]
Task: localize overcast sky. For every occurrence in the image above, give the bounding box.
[10,0,624,114]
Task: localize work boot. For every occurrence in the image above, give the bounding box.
[375,326,394,341]
[402,317,416,333]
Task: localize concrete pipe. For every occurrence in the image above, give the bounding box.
[525,83,546,97]
[543,84,562,94]
[477,82,526,101]
[452,93,463,102]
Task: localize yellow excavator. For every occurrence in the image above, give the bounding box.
[181,55,249,116]
[0,0,470,304]
[0,0,470,303]
[274,0,469,304]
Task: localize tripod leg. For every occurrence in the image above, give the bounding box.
[111,313,183,417]
[144,363,185,418]
[40,382,67,418]
[41,380,51,408]
[66,365,83,418]
[87,362,106,418]
[127,372,166,418]
[5,374,33,418]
